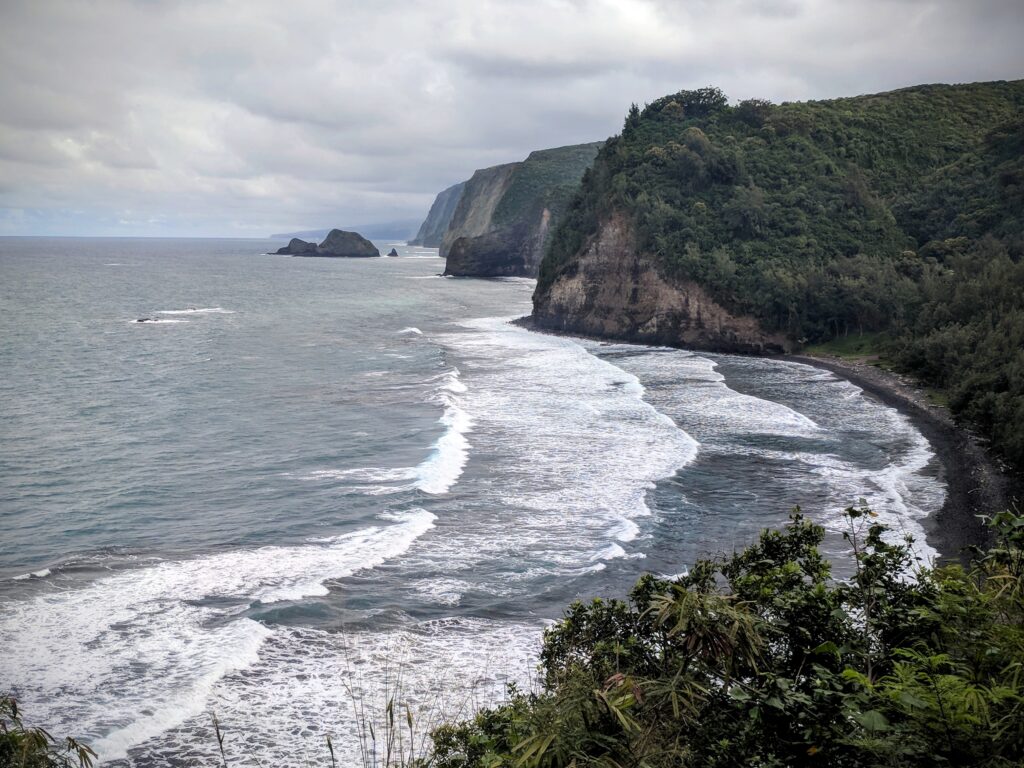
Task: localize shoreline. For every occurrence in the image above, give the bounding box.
[783,354,1016,562]
[514,316,1017,563]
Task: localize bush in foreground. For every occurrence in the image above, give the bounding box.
[428,508,1024,767]
[0,698,94,768]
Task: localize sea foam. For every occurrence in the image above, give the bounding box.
[0,510,435,761]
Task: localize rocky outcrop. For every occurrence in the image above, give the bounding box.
[387,248,399,257]
[317,229,379,257]
[444,220,544,277]
[276,237,317,255]
[532,213,791,354]
[431,142,602,278]
[278,229,380,258]
[409,182,465,247]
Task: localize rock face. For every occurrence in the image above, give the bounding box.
[277,229,380,258]
[317,229,379,258]
[387,248,399,257]
[428,142,602,278]
[276,237,317,255]
[409,182,465,247]
[532,213,791,354]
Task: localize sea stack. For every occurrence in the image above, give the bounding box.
[317,229,379,257]
[276,229,380,257]
[275,237,317,255]
[387,248,399,257]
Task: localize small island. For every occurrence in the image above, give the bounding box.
[275,229,379,258]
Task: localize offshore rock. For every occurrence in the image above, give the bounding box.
[275,237,317,255]
[315,229,380,258]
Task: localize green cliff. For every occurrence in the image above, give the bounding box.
[436,142,603,277]
[533,81,1024,468]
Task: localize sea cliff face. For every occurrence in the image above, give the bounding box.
[532,213,790,353]
[409,182,465,247]
[440,163,518,264]
[417,143,601,277]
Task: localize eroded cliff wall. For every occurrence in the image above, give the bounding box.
[440,164,518,260]
[440,143,602,277]
[409,182,465,247]
[532,213,790,353]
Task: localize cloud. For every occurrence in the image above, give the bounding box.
[0,0,1021,236]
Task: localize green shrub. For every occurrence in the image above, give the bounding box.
[427,508,1024,767]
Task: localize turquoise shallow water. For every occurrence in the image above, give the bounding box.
[0,237,944,765]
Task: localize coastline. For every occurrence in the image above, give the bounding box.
[784,354,1017,562]
[514,315,1017,563]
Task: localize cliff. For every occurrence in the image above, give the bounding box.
[409,182,465,247]
[534,81,1024,470]
[440,163,518,261]
[532,212,788,353]
[431,142,602,277]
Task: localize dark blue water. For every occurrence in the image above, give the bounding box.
[0,237,944,765]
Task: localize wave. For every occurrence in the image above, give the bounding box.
[599,350,944,564]
[132,318,188,324]
[124,618,542,766]
[416,369,472,494]
[295,368,471,497]
[0,509,435,761]
[398,326,423,335]
[420,317,699,575]
[155,307,234,315]
[10,568,51,581]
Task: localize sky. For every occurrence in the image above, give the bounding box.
[0,0,1022,238]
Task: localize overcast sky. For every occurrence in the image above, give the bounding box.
[1,0,1021,237]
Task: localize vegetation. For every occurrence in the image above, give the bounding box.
[539,82,1024,469]
[426,508,1024,767]
[0,698,94,768]
[492,143,604,230]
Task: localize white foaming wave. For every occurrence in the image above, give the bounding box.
[636,353,944,562]
[416,369,471,494]
[809,412,941,563]
[301,467,416,483]
[428,317,698,571]
[700,358,822,437]
[398,326,423,335]
[294,369,471,496]
[10,568,51,581]
[132,318,189,324]
[753,359,944,562]
[155,307,234,315]
[127,619,541,767]
[0,509,435,761]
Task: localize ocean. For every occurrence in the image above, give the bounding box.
[0,237,945,765]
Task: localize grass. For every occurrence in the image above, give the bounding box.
[802,333,892,364]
